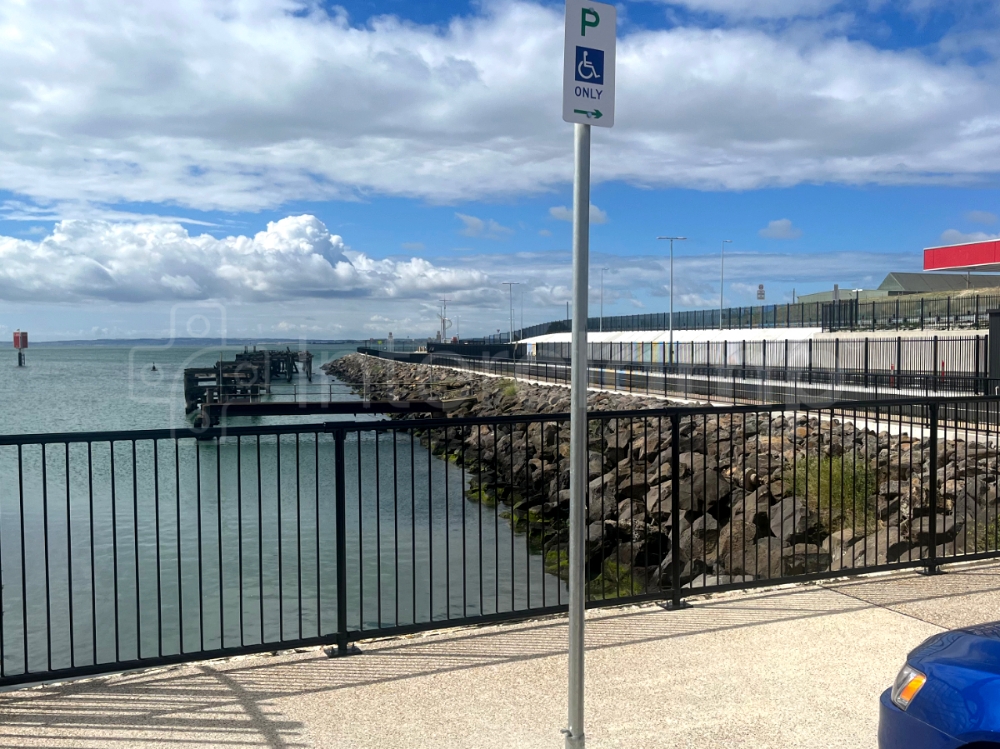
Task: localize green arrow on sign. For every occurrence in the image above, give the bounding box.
[573,109,603,119]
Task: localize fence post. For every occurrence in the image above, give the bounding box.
[668,413,689,609]
[896,336,902,387]
[808,339,813,384]
[975,335,981,395]
[864,337,869,389]
[896,298,900,331]
[925,403,941,575]
[333,426,351,655]
[920,298,925,330]
[834,338,840,391]
[946,297,951,331]
[933,336,939,392]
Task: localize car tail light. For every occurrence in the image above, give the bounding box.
[891,664,927,710]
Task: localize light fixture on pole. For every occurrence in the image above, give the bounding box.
[720,240,732,330]
[600,267,609,332]
[656,236,686,365]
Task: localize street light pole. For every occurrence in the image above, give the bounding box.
[600,267,609,333]
[502,282,519,346]
[656,236,686,365]
[721,240,732,330]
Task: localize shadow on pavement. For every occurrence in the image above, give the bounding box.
[0,562,996,748]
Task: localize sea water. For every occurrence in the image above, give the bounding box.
[0,345,564,676]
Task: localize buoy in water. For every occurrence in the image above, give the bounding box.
[151,364,157,371]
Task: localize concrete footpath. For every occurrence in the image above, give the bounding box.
[1,563,999,749]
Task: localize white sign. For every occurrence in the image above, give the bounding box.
[563,0,616,128]
[757,284,765,300]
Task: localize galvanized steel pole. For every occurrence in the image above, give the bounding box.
[657,237,686,365]
[566,121,590,748]
[721,240,732,329]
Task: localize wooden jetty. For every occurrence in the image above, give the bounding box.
[184,346,314,417]
[185,346,472,428]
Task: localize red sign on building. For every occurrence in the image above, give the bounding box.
[924,239,1000,272]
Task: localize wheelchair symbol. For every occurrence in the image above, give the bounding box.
[574,46,604,85]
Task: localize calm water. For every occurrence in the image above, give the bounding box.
[0,343,362,434]
[0,345,564,678]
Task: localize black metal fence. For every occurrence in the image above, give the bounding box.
[526,335,987,378]
[406,351,996,403]
[489,292,1000,341]
[2,396,1000,688]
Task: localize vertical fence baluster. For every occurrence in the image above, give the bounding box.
[334,427,348,654]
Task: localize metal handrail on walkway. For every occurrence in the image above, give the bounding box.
[0,393,998,688]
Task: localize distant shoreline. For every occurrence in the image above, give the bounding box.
[24,337,415,347]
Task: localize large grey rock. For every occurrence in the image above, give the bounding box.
[768,497,822,544]
[588,453,606,479]
[646,459,672,487]
[846,526,912,567]
[615,531,670,568]
[678,452,717,474]
[616,498,647,531]
[617,471,651,500]
[780,543,831,575]
[717,520,758,574]
[732,488,771,522]
[909,515,959,545]
[645,482,671,520]
[676,472,731,511]
[753,540,830,577]
[587,480,618,523]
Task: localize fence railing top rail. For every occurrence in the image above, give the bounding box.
[5,389,1000,446]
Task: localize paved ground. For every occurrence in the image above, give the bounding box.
[1,562,999,749]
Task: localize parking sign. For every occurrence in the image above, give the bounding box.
[563,0,616,127]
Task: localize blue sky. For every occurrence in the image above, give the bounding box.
[1,0,999,340]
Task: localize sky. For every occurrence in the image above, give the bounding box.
[2,0,1000,341]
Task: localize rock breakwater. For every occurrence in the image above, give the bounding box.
[326,354,1000,595]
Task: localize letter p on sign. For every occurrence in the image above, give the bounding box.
[563,0,616,127]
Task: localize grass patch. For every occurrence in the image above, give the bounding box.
[498,379,518,398]
[785,455,878,535]
[974,519,1000,553]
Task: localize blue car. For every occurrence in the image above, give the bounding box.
[879,622,1000,748]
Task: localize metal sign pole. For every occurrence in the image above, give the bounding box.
[561,2,614,744]
[565,120,590,748]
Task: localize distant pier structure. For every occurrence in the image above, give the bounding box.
[13,330,27,367]
[184,346,314,424]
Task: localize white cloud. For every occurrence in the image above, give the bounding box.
[1,1,1000,210]
[657,0,840,19]
[401,242,425,251]
[0,215,488,303]
[938,229,1000,244]
[455,213,513,239]
[549,204,609,224]
[538,228,552,236]
[966,211,998,225]
[758,218,803,239]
